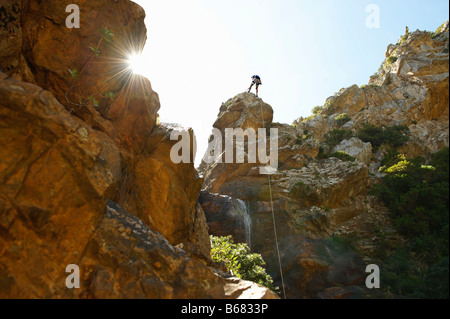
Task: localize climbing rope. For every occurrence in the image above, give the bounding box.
[259,96,287,299]
[267,173,287,299]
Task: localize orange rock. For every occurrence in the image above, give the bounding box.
[107,74,160,153]
[0,72,117,298]
[119,124,206,251]
[214,92,273,132]
[21,0,160,152]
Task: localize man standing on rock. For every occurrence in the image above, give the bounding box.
[247,75,262,97]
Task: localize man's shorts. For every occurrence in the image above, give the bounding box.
[252,78,262,85]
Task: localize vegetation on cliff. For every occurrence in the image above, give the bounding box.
[356,124,410,150]
[210,236,278,292]
[318,124,410,159]
[372,147,449,298]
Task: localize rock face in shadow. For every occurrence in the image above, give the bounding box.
[0,0,278,299]
[78,201,279,299]
[279,236,365,299]
[199,191,253,247]
[120,124,205,250]
[0,0,35,83]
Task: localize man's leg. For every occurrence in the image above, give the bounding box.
[256,85,259,97]
[248,83,254,93]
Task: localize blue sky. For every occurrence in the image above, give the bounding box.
[131,0,449,164]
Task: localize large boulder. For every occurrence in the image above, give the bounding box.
[199,93,276,200]
[120,124,207,252]
[199,191,253,247]
[279,236,366,299]
[282,158,370,208]
[213,92,273,132]
[332,138,373,164]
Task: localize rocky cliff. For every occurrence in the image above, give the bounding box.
[199,23,449,299]
[0,0,278,299]
[1,0,447,299]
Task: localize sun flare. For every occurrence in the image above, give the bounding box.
[127,54,146,75]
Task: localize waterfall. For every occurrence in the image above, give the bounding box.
[234,199,252,249]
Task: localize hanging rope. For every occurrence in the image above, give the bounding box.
[258,96,287,299]
[267,173,287,299]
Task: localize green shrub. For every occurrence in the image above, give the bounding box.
[317,145,328,160]
[302,130,312,140]
[435,22,448,34]
[317,129,354,160]
[334,113,352,127]
[383,252,449,298]
[356,124,409,149]
[312,106,324,115]
[210,236,277,292]
[422,257,449,299]
[323,129,354,149]
[387,56,398,65]
[67,68,80,79]
[380,151,407,168]
[383,125,410,147]
[329,151,356,162]
[371,147,449,298]
[427,31,439,39]
[397,33,409,45]
[382,159,413,175]
[356,124,384,147]
[322,99,336,115]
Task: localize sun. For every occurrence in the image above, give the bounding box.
[127,53,146,75]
